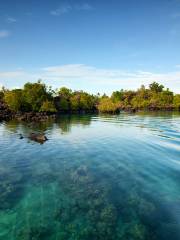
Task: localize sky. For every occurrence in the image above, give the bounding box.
[0,0,180,94]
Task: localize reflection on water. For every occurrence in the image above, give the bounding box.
[0,112,180,240]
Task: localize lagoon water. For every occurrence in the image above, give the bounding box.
[0,112,180,240]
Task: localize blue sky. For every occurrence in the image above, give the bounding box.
[0,0,180,93]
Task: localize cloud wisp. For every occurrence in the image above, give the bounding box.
[0,30,10,38]
[0,71,25,78]
[6,17,17,23]
[50,3,93,16]
[0,65,180,93]
[50,5,72,16]
[41,64,180,92]
[74,3,93,11]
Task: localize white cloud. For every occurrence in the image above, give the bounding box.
[50,3,93,16]
[50,5,72,16]
[6,17,17,23]
[175,65,180,68]
[0,65,180,94]
[0,30,10,38]
[0,71,25,78]
[0,70,38,89]
[41,64,180,93]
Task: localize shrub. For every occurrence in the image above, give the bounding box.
[23,81,51,112]
[173,94,180,110]
[98,97,119,113]
[40,100,57,113]
[4,89,24,111]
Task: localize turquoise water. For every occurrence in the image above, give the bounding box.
[0,112,180,240]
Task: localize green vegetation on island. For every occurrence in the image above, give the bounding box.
[0,81,180,115]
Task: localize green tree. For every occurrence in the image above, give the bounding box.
[98,97,119,113]
[58,87,72,99]
[23,81,51,112]
[111,90,124,103]
[149,82,164,93]
[56,87,72,112]
[40,100,57,113]
[79,92,95,110]
[122,90,136,108]
[173,94,180,110]
[1,81,180,113]
[70,93,81,111]
[159,89,173,107]
[59,98,70,111]
[70,91,96,112]
[4,89,24,111]
[0,91,4,100]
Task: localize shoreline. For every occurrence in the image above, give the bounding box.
[0,107,179,123]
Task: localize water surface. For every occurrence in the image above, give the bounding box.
[0,112,180,240]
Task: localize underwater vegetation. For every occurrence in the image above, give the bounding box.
[51,165,161,240]
[54,165,117,239]
[0,114,180,240]
[0,166,24,210]
[1,160,179,240]
[16,226,52,240]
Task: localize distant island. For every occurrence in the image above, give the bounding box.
[0,81,180,122]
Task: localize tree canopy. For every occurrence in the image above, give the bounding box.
[2,81,180,113]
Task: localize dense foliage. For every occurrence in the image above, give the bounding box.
[0,88,4,100]
[1,81,180,113]
[23,81,52,112]
[3,81,55,113]
[4,89,24,112]
[98,97,120,113]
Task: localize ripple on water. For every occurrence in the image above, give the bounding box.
[0,113,180,240]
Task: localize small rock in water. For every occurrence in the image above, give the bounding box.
[19,134,24,139]
[29,133,48,143]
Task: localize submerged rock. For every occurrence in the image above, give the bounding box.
[29,133,48,143]
[19,134,24,139]
[0,166,23,210]
[15,112,57,122]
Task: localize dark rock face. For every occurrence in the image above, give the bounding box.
[0,101,13,121]
[29,133,48,143]
[123,108,137,113]
[15,112,57,122]
[0,100,57,122]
